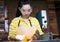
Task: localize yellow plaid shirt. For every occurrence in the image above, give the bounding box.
[8,16,44,40]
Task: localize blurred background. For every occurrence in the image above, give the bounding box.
[0,0,60,41]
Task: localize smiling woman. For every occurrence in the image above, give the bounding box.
[8,0,44,41]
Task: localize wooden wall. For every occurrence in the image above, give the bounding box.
[6,0,18,24]
[47,0,58,38]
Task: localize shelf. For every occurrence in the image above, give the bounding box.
[0,10,4,12]
[0,22,5,24]
[0,8,4,11]
[0,19,5,22]
[0,29,4,32]
[0,24,5,26]
[0,6,4,8]
[0,1,4,6]
[0,0,8,41]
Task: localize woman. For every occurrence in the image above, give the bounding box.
[8,0,44,41]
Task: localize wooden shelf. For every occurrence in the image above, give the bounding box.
[0,5,4,8]
[47,0,58,39]
[0,29,4,32]
[0,0,6,32]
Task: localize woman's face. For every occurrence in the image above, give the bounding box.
[19,4,32,18]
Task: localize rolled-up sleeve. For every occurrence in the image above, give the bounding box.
[33,18,44,35]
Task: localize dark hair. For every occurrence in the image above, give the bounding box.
[16,0,31,17]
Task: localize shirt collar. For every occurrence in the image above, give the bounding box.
[19,16,31,20]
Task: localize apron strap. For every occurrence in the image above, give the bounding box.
[18,19,32,27]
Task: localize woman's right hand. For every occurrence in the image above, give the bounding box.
[10,26,20,40]
[10,35,16,40]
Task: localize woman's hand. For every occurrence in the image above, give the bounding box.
[32,35,37,40]
[10,35,16,40]
[16,26,37,40]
